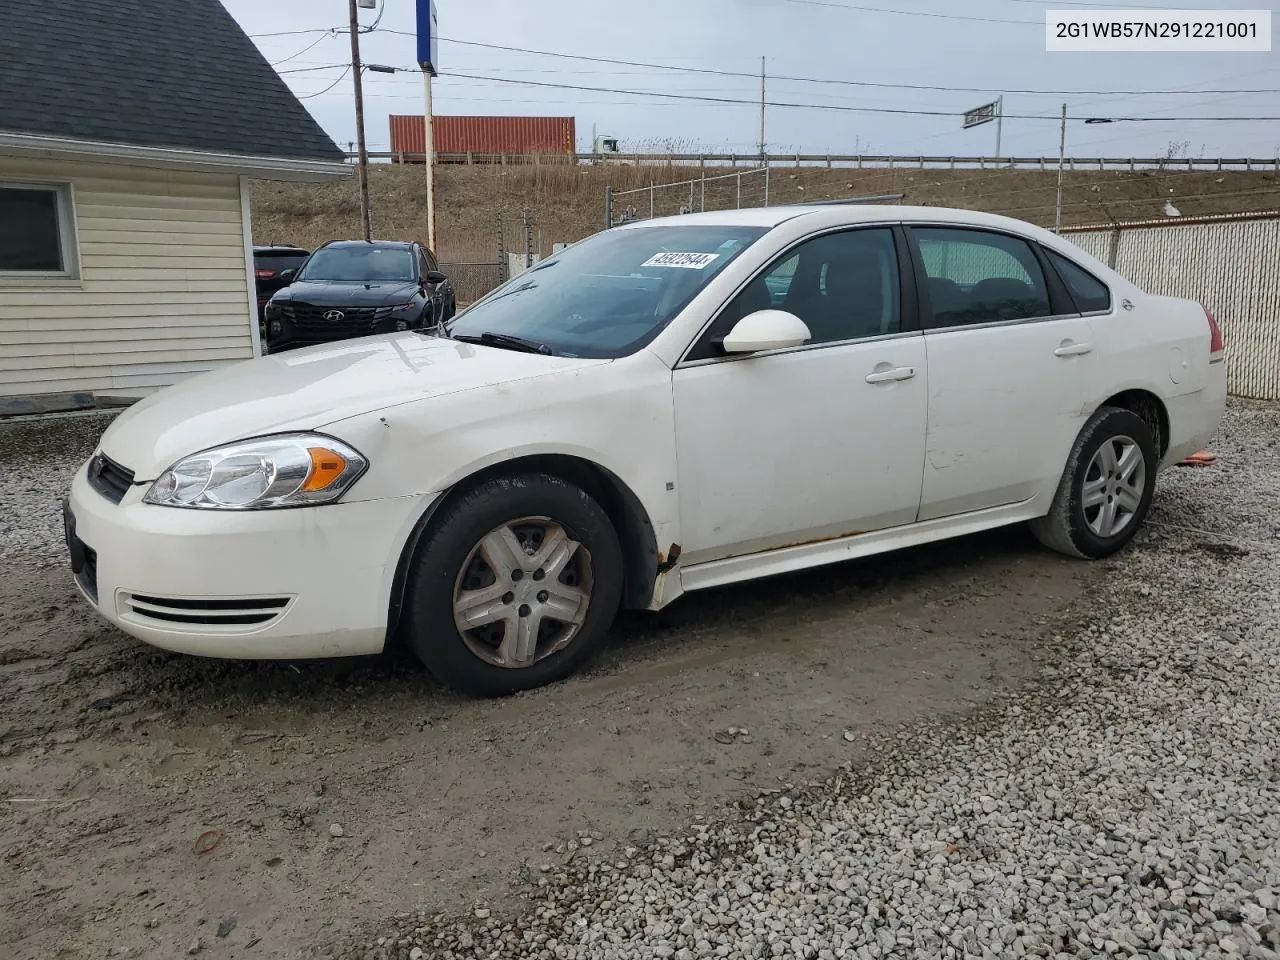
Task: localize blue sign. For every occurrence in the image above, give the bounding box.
[416,0,438,76]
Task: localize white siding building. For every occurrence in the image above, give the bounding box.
[0,0,347,414]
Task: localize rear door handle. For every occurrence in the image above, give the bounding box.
[865,366,916,384]
[1054,342,1093,357]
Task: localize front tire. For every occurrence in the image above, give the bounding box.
[401,473,624,696]
[1030,406,1158,559]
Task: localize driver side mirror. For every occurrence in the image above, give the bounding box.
[278,268,297,283]
[721,309,811,354]
[423,270,448,285]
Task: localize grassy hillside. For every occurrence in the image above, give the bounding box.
[251,161,1280,266]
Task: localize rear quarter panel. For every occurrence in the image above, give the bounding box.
[1091,294,1212,402]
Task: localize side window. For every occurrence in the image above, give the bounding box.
[687,227,901,361]
[1046,249,1111,313]
[417,248,431,278]
[913,227,1052,328]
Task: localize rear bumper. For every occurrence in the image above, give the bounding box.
[1162,361,1227,466]
[65,461,435,659]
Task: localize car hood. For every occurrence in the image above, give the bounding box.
[274,279,420,305]
[99,333,609,480]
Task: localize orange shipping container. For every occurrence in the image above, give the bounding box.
[388,115,576,157]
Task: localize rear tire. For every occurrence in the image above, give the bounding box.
[1030,406,1158,559]
[401,473,624,696]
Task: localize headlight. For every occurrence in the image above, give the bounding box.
[144,434,368,510]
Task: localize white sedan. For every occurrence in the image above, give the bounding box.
[64,205,1226,696]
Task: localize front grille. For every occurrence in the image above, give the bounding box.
[122,594,292,629]
[278,302,386,336]
[87,454,135,505]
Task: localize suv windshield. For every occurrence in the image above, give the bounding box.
[447,224,767,358]
[299,246,415,283]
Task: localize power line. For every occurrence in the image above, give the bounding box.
[250,28,332,38]
[998,0,1224,8]
[784,0,1040,25]
[426,72,1280,122]
[297,66,352,99]
[278,63,349,75]
[373,31,1280,97]
[270,33,332,67]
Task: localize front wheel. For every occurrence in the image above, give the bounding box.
[401,473,624,696]
[1030,406,1158,559]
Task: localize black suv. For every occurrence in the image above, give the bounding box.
[263,240,456,353]
[253,245,310,324]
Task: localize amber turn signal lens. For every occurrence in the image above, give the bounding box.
[301,447,349,492]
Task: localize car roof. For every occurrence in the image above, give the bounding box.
[614,203,1080,255]
[617,203,1052,235]
[253,245,309,254]
[321,239,415,250]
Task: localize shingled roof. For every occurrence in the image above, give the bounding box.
[0,0,344,163]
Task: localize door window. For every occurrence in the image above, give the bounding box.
[914,227,1052,328]
[1045,248,1111,313]
[688,227,901,360]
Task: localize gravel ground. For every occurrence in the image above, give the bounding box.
[0,407,1080,958]
[0,410,117,567]
[331,400,1280,960]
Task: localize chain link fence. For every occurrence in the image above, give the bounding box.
[438,261,506,307]
[607,167,771,227]
[439,209,548,306]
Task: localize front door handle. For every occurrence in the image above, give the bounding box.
[1054,342,1093,357]
[865,366,916,384]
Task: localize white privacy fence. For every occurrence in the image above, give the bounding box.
[1062,212,1280,400]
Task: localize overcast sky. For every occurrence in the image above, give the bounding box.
[223,0,1280,159]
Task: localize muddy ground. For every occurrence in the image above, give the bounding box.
[0,412,1092,959]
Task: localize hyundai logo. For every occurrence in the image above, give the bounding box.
[323,309,345,322]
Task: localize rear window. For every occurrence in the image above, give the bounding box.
[1045,249,1112,313]
[255,250,308,270]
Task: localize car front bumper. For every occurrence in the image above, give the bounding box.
[65,462,434,659]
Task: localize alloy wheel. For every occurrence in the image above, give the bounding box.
[452,517,593,668]
[1082,435,1146,538]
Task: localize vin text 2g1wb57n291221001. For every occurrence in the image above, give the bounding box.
[63,205,1225,697]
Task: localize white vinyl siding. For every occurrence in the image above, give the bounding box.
[0,157,253,400]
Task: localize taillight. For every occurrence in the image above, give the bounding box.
[1203,305,1224,354]
[255,269,275,279]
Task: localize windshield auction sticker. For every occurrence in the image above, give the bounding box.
[642,252,722,269]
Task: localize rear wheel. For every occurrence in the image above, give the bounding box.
[1030,406,1158,559]
[401,473,624,696]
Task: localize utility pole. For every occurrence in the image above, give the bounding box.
[995,95,1003,160]
[758,56,766,159]
[1054,103,1067,234]
[760,55,769,207]
[422,69,437,251]
[348,0,372,241]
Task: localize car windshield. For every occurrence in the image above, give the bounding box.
[446,224,768,358]
[299,246,415,282]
